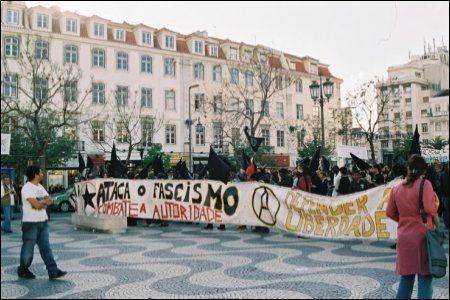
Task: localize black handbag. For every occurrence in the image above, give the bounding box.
[419,179,447,278]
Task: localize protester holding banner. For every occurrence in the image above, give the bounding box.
[386,154,439,299]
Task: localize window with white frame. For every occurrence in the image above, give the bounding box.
[261,128,270,147]
[116,122,128,143]
[165,35,175,49]
[229,47,238,60]
[115,29,125,41]
[35,78,48,101]
[141,118,153,147]
[35,40,49,60]
[164,58,176,77]
[435,104,441,113]
[230,68,239,85]
[165,90,176,110]
[262,101,269,117]
[245,71,253,87]
[210,46,218,57]
[3,75,18,98]
[116,51,128,70]
[194,93,204,112]
[296,104,304,120]
[196,125,205,145]
[310,63,318,74]
[93,23,104,37]
[64,45,78,64]
[245,98,254,115]
[66,18,77,33]
[92,48,105,67]
[214,96,222,113]
[194,41,203,54]
[231,98,239,112]
[277,130,284,147]
[6,9,19,25]
[4,37,19,57]
[165,125,176,144]
[141,88,152,108]
[141,55,152,73]
[232,128,240,146]
[37,14,49,29]
[276,102,284,118]
[115,85,129,106]
[92,82,105,104]
[213,65,222,82]
[422,123,428,133]
[142,31,151,45]
[435,122,442,132]
[296,79,302,92]
[213,125,223,149]
[194,63,204,80]
[92,121,105,142]
[64,81,77,102]
[244,50,252,63]
[275,76,283,89]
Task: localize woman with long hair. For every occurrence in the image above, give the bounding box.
[386,154,440,299]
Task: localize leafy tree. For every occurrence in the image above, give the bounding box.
[425,136,448,150]
[230,145,277,170]
[298,139,333,160]
[142,143,170,173]
[393,135,413,161]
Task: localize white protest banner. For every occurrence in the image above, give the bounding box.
[1,133,11,155]
[74,179,400,240]
[336,144,368,159]
[421,147,449,163]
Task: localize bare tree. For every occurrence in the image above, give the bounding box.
[202,49,297,154]
[86,88,164,166]
[346,79,398,163]
[1,34,92,184]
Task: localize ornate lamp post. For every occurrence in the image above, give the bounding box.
[309,76,334,154]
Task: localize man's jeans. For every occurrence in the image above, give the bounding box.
[18,221,58,275]
[396,274,432,299]
[1,206,12,231]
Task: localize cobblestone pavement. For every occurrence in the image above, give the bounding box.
[1,214,449,299]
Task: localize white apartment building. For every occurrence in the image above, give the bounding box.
[376,44,449,165]
[1,1,342,172]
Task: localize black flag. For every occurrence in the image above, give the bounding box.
[136,162,151,179]
[152,153,164,175]
[207,147,231,184]
[350,153,372,171]
[244,126,264,153]
[78,152,85,174]
[242,151,251,170]
[309,146,321,173]
[409,124,421,156]
[322,156,330,172]
[109,143,128,178]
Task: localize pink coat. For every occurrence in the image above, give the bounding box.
[386,179,438,276]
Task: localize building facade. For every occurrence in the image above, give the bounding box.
[376,44,449,165]
[1,1,342,172]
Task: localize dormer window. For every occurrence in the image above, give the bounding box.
[94,23,105,37]
[6,9,19,25]
[310,63,318,75]
[194,41,203,54]
[244,50,252,63]
[142,31,151,45]
[115,29,125,41]
[66,18,77,33]
[165,35,175,49]
[37,14,49,29]
[230,47,238,60]
[260,54,267,65]
[210,46,218,57]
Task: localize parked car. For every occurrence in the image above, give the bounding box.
[51,187,76,212]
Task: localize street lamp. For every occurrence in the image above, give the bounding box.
[309,76,333,154]
[188,84,199,172]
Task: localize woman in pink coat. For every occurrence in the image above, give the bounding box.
[387,154,439,299]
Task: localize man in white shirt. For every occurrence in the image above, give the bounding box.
[17,165,67,280]
[1,175,15,233]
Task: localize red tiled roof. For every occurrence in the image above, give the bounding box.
[176,40,190,54]
[218,47,226,60]
[153,36,161,49]
[125,31,136,45]
[106,28,136,46]
[318,66,333,78]
[51,18,60,34]
[269,56,282,69]
[80,23,88,38]
[295,62,307,73]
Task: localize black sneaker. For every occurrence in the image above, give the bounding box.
[204,224,213,230]
[217,224,226,230]
[18,268,36,279]
[49,269,67,280]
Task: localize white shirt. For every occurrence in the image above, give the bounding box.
[21,182,49,222]
[1,183,15,206]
